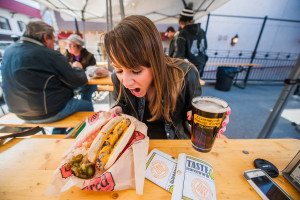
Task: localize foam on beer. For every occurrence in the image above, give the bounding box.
[192,96,228,113]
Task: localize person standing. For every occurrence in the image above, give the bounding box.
[65,34,97,102]
[1,21,93,134]
[166,26,176,57]
[174,8,208,77]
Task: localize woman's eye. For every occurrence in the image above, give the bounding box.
[132,70,142,74]
[116,70,123,74]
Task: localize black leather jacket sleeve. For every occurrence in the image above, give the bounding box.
[174,35,186,59]
[184,65,202,111]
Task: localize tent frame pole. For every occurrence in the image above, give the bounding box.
[257,55,300,139]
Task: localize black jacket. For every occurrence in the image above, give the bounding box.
[111,61,202,139]
[169,37,175,57]
[174,24,207,67]
[1,37,88,120]
[169,32,180,58]
[65,48,96,70]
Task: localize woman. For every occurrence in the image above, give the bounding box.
[65,34,97,103]
[104,15,229,139]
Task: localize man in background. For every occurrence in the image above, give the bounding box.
[174,8,208,77]
[1,21,93,134]
[166,26,176,57]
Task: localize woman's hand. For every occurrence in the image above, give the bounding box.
[186,107,231,138]
[218,107,231,137]
[187,110,192,121]
[72,61,83,69]
[109,106,123,117]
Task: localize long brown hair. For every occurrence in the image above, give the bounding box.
[104,15,185,122]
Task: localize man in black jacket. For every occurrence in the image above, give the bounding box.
[174,8,208,77]
[1,21,93,133]
[166,26,176,57]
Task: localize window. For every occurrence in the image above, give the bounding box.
[0,16,11,30]
[17,21,26,32]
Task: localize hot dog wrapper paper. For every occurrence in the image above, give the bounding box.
[45,112,149,196]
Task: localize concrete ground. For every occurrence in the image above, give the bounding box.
[202,82,300,139]
[0,84,299,139]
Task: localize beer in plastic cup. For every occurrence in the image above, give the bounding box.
[191,96,228,153]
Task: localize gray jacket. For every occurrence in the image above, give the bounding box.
[111,61,202,139]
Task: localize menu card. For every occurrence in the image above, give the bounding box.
[171,153,217,200]
[145,149,177,192]
[145,150,217,200]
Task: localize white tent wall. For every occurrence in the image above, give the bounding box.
[195,0,300,54]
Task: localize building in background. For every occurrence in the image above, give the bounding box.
[1,0,299,60]
[196,0,300,54]
[0,0,43,56]
[0,0,62,57]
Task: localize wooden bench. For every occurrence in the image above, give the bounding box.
[0,112,94,128]
[97,85,114,92]
[88,76,112,85]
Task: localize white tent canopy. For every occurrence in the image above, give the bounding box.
[35,0,229,24]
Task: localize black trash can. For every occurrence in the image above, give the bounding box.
[215,66,240,91]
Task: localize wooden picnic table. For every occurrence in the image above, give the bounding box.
[0,136,298,200]
[88,76,113,85]
[0,112,94,128]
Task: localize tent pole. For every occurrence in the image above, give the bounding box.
[106,0,109,31]
[205,13,210,33]
[74,18,79,35]
[257,55,300,139]
[106,0,114,107]
[82,19,86,45]
[109,0,113,29]
[106,0,113,30]
[119,0,125,19]
[81,10,86,45]
[106,0,113,71]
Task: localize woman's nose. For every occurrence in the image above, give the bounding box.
[122,72,134,87]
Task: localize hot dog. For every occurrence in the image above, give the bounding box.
[87,116,135,171]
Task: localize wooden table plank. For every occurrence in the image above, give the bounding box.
[0,137,298,200]
[88,76,112,85]
[0,112,94,128]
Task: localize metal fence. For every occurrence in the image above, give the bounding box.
[202,50,299,82]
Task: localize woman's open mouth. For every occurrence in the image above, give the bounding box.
[129,88,141,96]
